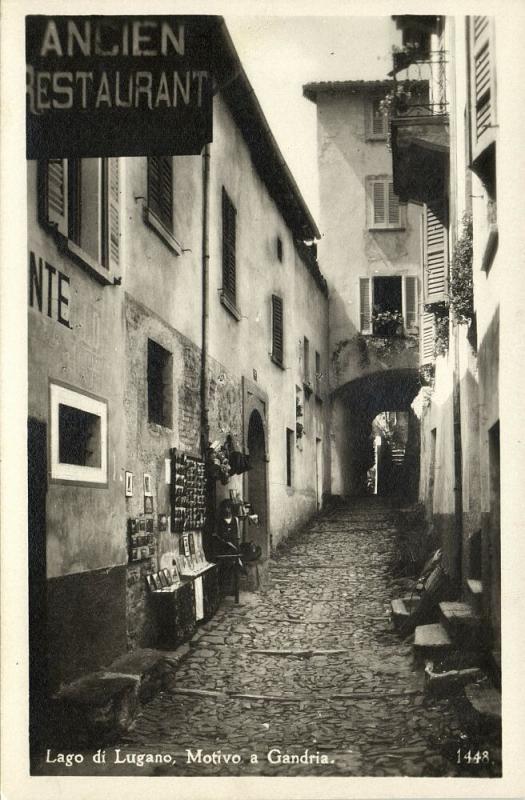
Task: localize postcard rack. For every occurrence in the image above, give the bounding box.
[170,448,207,533]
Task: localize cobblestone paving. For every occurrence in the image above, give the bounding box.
[113,500,499,778]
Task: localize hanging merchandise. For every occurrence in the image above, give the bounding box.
[205,440,231,483]
[224,434,252,475]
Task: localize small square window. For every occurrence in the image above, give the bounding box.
[50,383,107,484]
[148,340,173,428]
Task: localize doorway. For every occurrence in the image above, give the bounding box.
[246,409,269,558]
[316,437,323,511]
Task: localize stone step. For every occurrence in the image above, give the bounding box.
[413,623,452,661]
[390,596,420,630]
[466,578,483,615]
[464,681,502,729]
[439,601,482,643]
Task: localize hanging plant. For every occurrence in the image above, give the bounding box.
[449,213,474,324]
[434,308,449,357]
[296,422,304,439]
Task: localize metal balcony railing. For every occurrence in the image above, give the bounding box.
[386,48,449,118]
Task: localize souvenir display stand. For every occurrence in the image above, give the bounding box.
[146,449,220,646]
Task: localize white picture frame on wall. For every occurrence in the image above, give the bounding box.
[49,381,108,485]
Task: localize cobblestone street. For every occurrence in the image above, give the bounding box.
[97,498,497,779]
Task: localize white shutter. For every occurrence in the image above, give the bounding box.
[107,158,120,270]
[359,277,372,334]
[388,182,400,226]
[47,159,68,236]
[403,276,418,331]
[423,200,447,304]
[470,16,496,160]
[372,181,386,225]
[421,311,435,364]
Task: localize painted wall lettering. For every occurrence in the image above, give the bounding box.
[29,251,70,327]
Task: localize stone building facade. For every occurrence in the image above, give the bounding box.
[27,22,330,702]
[303,80,423,496]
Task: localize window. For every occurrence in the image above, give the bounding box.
[367,177,405,229]
[276,236,283,262]
[220,188,239,318]
[42,158,119,284]
[144,156,180,254]
[271,294,284,367]
[147,339,173,428]
[421,311,435,364]
[286,428,294,487]
[50,382,107,484]
[359,275,418,335]
[303,336,310,385]
[366,96,388,140]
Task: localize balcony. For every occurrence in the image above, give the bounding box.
[385,47,450,203]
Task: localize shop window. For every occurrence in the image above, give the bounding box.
[220,187,239,318]
[367,177,405,229]
[271,294,284,367]
[148,339,173,428]
[277,236,283,262]
[41,158,119,284]
[286,428,294,487]
[366,96,388,140]
[359,275,418,335]
[50,383,107,484]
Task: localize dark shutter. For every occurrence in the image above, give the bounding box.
[359,277,372,333]
[272,294,284,365]
[222,188,237,302]
[107,158,120,270]
[148,156,173,231]
[424,199,447,304]
[46,160,68,236]
[404,276,418,330]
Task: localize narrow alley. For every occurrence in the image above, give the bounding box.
[68,499,498,779]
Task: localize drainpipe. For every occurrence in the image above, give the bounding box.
[201,143,211,455]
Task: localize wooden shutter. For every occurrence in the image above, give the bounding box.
[272,295,284,365]
[403,276,418,331]
[368,97,386,138]
[372,181,386,225]
[148,156,173,231]
[222,188,236,302]
[107,158,119,271]
[359,277,372,334]
[421,311,435,364]
[46,159,68,236]
[423,200,447,304]
[470,16,496,160]
[388,182,400,226]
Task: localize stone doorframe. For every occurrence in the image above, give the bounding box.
[241,376,270,551]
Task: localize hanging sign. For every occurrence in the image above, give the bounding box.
[26,15,215,159]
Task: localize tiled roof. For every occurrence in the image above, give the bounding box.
[303,80,394,102]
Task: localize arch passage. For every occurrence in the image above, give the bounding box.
[331,368,421,499]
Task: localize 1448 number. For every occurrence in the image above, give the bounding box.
[457,749,490,765]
